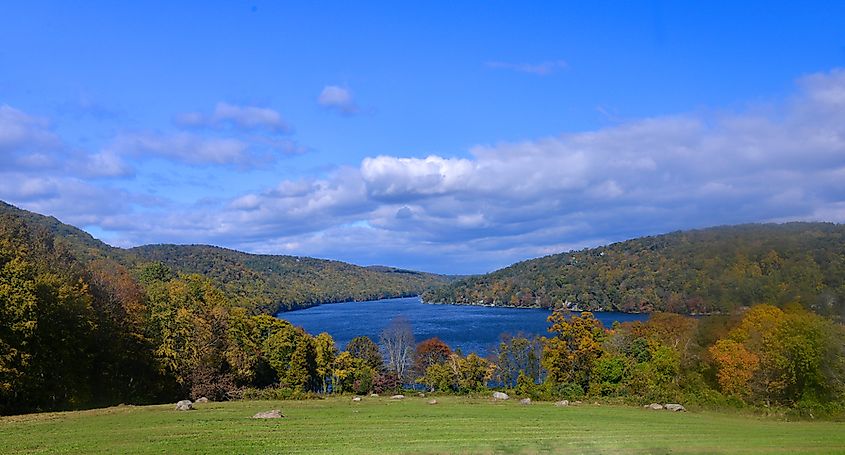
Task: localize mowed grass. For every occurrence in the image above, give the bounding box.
[2,397,844,454]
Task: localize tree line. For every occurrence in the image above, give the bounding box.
[423,223,845,317]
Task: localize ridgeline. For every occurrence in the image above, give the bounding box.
[423,223,845,317]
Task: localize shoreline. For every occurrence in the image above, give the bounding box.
[279,295,664,316]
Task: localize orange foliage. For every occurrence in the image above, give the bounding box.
[709,339,759,398]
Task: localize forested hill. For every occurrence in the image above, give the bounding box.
[422,223,845,316]
[129,244,452,313]
[0,201,453,313]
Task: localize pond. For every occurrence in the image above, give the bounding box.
[278,296,648,356]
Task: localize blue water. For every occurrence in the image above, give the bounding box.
[278,297,648,356]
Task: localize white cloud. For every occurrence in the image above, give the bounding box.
[106,132,271,167]
[318,86,358,115]
[201,68,845,271]
[4,69,845,274]
[175,102,290,133]
[486,60,568,76]
[0,104,133,178]
[79,150,135,178]
[0,105,60,155]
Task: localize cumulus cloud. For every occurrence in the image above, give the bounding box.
[317,86,358,115]
[106,132,264,166]
[486,60,568,76]
[4,70,845,274]
[175,102,290,133]
[0,105,60,156]
[0,104,133,177]
[195,68,845,272]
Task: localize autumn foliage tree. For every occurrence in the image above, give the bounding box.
[542,311,606,391]
[345,336,384,371]
[709,339,759,399]
[414,337,452,376]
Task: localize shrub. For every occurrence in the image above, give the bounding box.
[540,381,584,401]
[515,371,538,399]
[240,387,321,401]
[373,371,401,394]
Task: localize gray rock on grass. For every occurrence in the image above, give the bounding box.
[554,400,569,407]
[520,398,532,405]
[390,394,405,400]
[665,403,686,412]
[646,403,664,410]
[492,391,509,400]
[252,409,284,419]
[175,400,193,411]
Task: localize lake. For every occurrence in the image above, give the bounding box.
[278,296,649,356]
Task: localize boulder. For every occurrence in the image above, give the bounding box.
[175,400,193,411]
[646,403,664,410]
[554,400,569,407]
[520,398,532,405]
[370,393,379,397]
[352,396,362,402]
[665,403,686,412]
[252,410,284,419]
[492,391,509,400]
[573,401,583,405]
[195,397,209,403]
[418,393,426,398]
[390,394,405,400]
[428,399,438,405]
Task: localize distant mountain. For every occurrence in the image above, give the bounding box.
[422,223,845,316]
[0,201,455,313]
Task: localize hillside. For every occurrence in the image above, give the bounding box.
[422,223,845,315]
[0,201,453,313]
[130,244,452,313]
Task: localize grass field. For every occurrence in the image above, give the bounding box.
[2,397,844,454]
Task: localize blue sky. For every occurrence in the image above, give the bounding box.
[1,1,845,274]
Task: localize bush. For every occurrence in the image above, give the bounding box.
[352,367,375,395]
[515,371,539,399]
[373,371,401,394]
[540,381,584,401]
[240,387,321,401]
[189,366,237,402]
[788,397,845,420]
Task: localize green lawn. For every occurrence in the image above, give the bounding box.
[2,397,844,454]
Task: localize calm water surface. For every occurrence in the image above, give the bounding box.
[278,297,648,356]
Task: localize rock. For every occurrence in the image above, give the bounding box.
[252,409,284,419]
[492,391,509,400]
[352,396,362,402]
[418,393,426,398]
[520,398,532,405]
[390,394,405,400]
[370,393,379,397]
[573,400,583,405]
[174,400,193,411]
[665,403,686,412]
[646,403,664,410]
[428,399,438,405]
[554,400,569,407]
[195,397,209,403]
